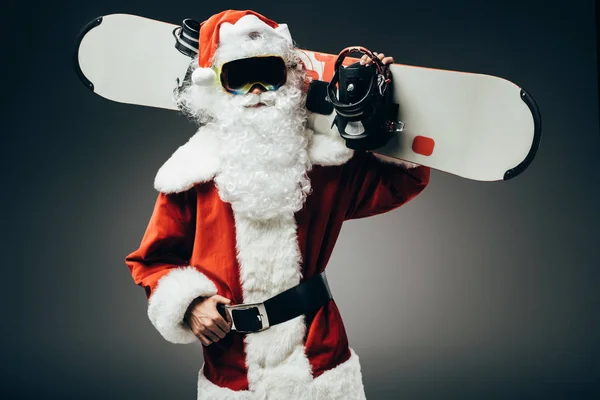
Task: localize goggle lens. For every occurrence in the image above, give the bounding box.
[219,56,287,95]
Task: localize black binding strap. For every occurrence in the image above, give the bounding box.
[306,80,334,115]
[173,18,202,96]
[173,18,200,58]
[326,46,400,151]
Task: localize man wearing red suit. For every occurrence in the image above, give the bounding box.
[125,9,430,399]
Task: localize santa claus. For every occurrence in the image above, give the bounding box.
[125,9,430,399]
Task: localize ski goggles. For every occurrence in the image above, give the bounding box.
[217,56,287,95]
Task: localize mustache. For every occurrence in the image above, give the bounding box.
[239,90,278,107]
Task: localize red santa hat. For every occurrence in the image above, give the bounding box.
[191,10,294,87]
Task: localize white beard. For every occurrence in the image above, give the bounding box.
[207,82,312,221]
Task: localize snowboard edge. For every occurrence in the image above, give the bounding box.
[503,89,542,180]
[74,16,104,92]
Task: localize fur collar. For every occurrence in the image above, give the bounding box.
[154,124,354,194]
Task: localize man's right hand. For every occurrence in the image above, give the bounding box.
[184,295,232,346]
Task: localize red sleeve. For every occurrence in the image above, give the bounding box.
[125,191,196,296]
[125,190,218,344]
[343,152,430,220]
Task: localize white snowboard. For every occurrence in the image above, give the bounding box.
[74,13,541,181]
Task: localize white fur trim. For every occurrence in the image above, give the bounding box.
[147,266,218,344]
[233,215,313,395]
[307,128,354,166]
[312,350,366,399]
[154,127,221,193]
[213,15,294,68]
[372,152,419,168]
[192,68,217,87]
[155,126,352,194]
[196,349,366,399]
[274,24,293,44]
[219,15,293,48]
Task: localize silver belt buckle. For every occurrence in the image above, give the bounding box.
[224,302,270,333]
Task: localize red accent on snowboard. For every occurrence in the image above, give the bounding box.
[412,136,435,156]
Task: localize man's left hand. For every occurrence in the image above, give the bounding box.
[360,52,394,66]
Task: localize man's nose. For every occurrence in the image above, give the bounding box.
[249,84,266,94]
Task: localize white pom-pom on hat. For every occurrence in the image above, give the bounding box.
[191,67,217,86]
[219,15,293,47]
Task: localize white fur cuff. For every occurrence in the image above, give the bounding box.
[372,152,419,168]
[148,266,218,344]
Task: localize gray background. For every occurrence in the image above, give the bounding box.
[3,0,599,399]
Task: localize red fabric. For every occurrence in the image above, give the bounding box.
[198,10,279,68]
[126,152,430,391]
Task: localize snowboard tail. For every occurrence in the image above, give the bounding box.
[74,14,541,182]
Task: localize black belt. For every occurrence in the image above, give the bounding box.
[217,272,332,333]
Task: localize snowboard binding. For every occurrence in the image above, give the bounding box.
[327,46,403,151]
[172,18,201,97]
[173,18,200,58]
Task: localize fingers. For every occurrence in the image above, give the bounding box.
[186,294,234,346]
[213,312,231,333]
[359,52,394,66]
[211,296,232,331]
[187,313,213,345]
[204,315,228,338]
[212,295,232,305]
[189,314,226,345]
[197,332,213,347]
[201,320,225,341]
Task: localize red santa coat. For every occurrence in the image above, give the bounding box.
[125,126,430,399]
